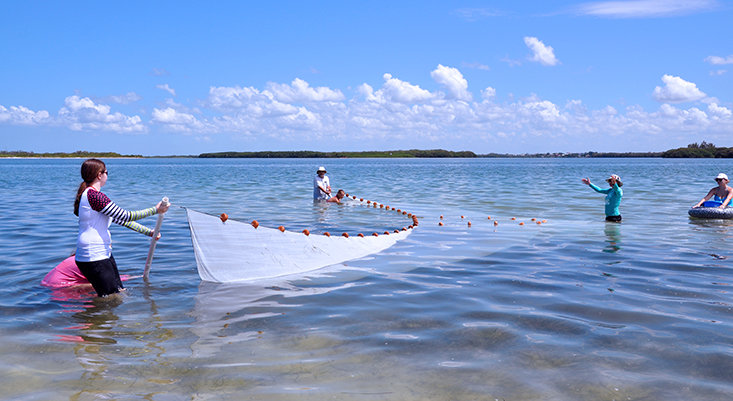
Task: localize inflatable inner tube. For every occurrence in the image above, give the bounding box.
[688,206,733,219]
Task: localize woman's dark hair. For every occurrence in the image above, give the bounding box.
[74,159,106,216]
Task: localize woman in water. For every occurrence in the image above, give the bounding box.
[74,159,169,297]
[582,174,623,222]
[691,173,733,209]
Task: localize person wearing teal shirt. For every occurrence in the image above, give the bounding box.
[582,174,623,222]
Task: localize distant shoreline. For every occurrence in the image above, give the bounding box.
[2,145,729,159]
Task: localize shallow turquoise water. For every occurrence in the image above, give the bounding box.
[1,157,733,400]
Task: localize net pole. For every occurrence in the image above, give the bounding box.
[143,197,169,279]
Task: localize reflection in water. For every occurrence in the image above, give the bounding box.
[54,285,178,400]
[603,222,621,253]
[190,280,361,358]
[688,217,733,232]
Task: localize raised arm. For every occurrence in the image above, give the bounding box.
[583,178,611,194]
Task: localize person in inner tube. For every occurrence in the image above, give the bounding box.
[581,174,623,222]
[692,173,733,209]
[327,189,346,203]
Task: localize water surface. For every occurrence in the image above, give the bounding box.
[1,157,732,400]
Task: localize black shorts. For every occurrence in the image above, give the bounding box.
[605,215,622,222]
[75,255,124,297]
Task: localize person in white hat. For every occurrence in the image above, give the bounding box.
[581,174,624,222]
[692,173,733,209]
[313,166,332,200]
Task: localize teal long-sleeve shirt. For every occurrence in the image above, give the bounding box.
[589,183,623,217]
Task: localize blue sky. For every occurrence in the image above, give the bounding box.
[1,0,731,155]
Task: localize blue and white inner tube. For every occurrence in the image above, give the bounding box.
[688,200,733,219]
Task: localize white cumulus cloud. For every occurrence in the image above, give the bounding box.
[266,78,345,103]
[705,55,733,65]
[2,68,732,149]
[431,64,473,102]
[524,37,560,66]
[652,75,707,103]
[151,107,210,134]
[156,84,177,97]
[99,92,142,105]
[58,96,147,133]
[0,105,52,125]
[482,87,497,100]
[577,0,719,18]
[377,73,434,103]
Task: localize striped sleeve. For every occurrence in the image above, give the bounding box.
[121,221,154,237]
[100,202,157,225]
[89,189,157,225]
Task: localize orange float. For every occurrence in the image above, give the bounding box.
[342,233,349,238]
[324,232,331,237]
[519,222,525,226]
[302,229,310,236]
[372,233,379,237]
[358,233,364,237]
[511,217,516,220]
[439,222,444,226]
[278,226,285,232]
[494,221,498,226]
[220,213,228,222]
[251,220,259,229]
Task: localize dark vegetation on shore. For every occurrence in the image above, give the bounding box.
[0,150,144,158]
[660,142,733,158]
[2,142,727,158]
[199,149,663,158]
[198,149,478,158]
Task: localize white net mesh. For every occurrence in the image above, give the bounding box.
[186,208,412,283]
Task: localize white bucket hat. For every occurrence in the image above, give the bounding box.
[317,166,327,173]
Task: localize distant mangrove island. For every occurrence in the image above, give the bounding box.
[0,150,144,158]
[2,142,730,158]
[198,149,665,158]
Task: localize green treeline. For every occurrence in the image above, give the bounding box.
[199,150,662,158]
[661,142,733,158]
[0,150,143,158]
[3,143,732,158]
[198,149,478,158]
